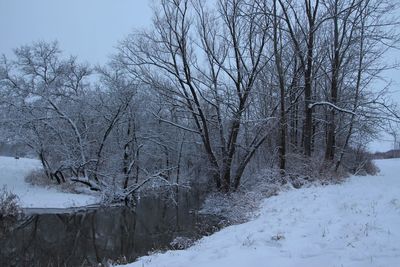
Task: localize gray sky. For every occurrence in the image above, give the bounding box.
[0,0,399,151]
[0,0,152,64]
[368,47,400,152]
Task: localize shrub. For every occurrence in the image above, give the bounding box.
[25,170,56,186]
[0,186,23,235]
[343,146,379,176]
[170,236,194,250]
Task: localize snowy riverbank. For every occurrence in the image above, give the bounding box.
[122,159,400,267]
[0,156,98,209]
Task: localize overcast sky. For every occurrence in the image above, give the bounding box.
[0,0,152,64]
[0,0,399,151]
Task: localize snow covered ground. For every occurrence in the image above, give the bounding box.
[122,159,400,267]
[0,156,98,209]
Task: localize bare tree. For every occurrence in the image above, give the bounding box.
[116,0,271,191]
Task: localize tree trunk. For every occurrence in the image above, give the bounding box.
[273,0,287,170]
[325,1,339,161]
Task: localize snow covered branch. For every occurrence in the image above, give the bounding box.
[308,102,357,115]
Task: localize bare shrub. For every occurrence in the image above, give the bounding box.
[364,160,379,175]
[97,256,128,267]
[0,186,23,235]
[343,146,379,176]
[170,236,194,250]
[25,170,57,187]
[200,169,286,224]
[285,153,345,184]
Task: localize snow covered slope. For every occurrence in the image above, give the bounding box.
[0,156,98,209]
[123,159,400,267]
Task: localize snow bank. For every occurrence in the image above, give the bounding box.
[0,156,98,209]
[122,159,400,267]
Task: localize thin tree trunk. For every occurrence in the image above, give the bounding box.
[273,0,287,171]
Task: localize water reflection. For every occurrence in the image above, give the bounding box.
[0,189,219,267]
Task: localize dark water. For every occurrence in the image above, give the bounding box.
[0,189,220,267]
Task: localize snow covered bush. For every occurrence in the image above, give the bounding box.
[0,186,23,234]
[99,256,128,266]
[99,175,181,207]
[200,191,262,224]
[200,169,287,224]
[170,236,194,250]
[100,184,135,206]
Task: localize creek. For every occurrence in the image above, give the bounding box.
[0,188,220,266]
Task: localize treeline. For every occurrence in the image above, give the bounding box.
[0,0,399,194]
[373,149,400,159]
